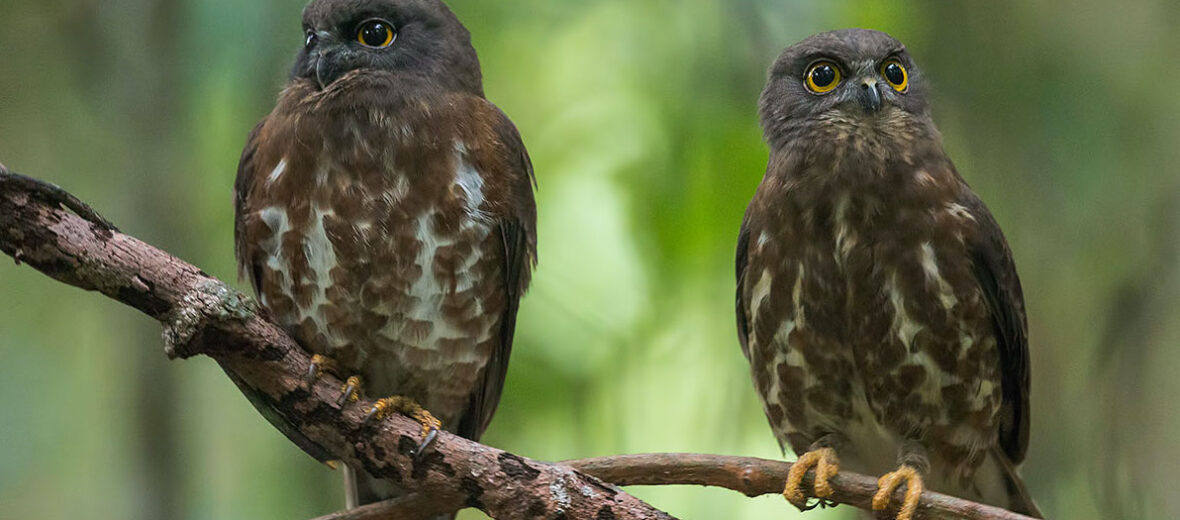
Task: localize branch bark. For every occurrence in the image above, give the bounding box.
[0,168,1038,520]
[308,453,1037,520]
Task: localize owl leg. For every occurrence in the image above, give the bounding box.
[872,441,929,520]
[783,435,843,510]
[365,395,443,457]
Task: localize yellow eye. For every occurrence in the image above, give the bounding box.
[881,58,908,92]
[805,61,842,94]
[357,19,396,48]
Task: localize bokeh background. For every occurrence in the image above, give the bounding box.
[1,0,1177,518]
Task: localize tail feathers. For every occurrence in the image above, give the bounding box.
[347,465,457,520]
[992,448,1044,518]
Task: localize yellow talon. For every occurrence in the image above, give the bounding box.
[414,409,443,438]
[782,447,840,508]
[307,354,339,385]
[365,396,443,447]
[873,464,924,520]
[338,375,363,406]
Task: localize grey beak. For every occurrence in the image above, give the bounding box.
[859,80,882,113]
[311,31,336,90]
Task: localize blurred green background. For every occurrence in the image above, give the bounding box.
[1,0,1177,518]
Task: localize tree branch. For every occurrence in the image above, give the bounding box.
[309,453,1037,520]
[566,454,1038,520]
[0,168,1038,520]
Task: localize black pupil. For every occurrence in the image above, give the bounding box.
[885,62,904,85]
[361,22,390,46]
[811,65,836,87]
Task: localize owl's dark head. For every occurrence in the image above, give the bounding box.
[292,0,483,95]
[760,29,934,150]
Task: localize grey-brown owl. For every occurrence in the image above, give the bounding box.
[735,29,1042,518]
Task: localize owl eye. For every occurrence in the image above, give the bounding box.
[805,61,842,94]
[357,19,396,48]
[305,30,316,48]
[881,59,908,92]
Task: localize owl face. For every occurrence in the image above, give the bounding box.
[292,0,482,95]
[759,29,931,141]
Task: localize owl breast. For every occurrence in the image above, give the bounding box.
[746,185,1003,482]
[244,142,503,427]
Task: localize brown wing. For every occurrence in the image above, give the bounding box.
[234,120,266,296]
[455,106,537,441]
[735,211,754,360]
[961,187,1031,464]
[229,118,336,463]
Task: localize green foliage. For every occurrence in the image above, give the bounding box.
[1,1,1177,518]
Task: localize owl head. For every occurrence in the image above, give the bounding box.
[292,0,483,95]
[759,29,933,149]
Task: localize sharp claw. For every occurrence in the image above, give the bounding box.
[364,403,382,424]
[307,354,339,386]
[413,427,440,460]
[796,500,822,512]
[338,376,362,407]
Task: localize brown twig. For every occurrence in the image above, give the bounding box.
[0,168,1038,520]
[567,454,1039,520]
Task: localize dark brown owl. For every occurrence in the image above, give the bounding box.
[233,0,536,512]
[735,29,1041,518]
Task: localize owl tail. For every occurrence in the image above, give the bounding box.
[345,465,457,520]
[991,447,1044,518]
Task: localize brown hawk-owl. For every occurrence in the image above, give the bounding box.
[233,0,536,510]
[735,29,1041,518]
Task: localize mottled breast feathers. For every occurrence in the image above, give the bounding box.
[234,71,536,442]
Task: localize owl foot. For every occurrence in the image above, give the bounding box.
[338,376,363,407]
[873,464,924,520]
[782,447,840,510]
[306,354,340,385]
[365,396,443,458]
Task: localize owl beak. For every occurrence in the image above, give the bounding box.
[311,31,340,90]
[858,80,882,113]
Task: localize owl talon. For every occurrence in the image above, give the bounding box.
[338,376,363,407]
[873,465,924,520]
[795,497,837,512]
[782,447,840,510]
[306,354,339,386]
[364,396,443,454]
[413,426,440,460]
[363,404,382,424]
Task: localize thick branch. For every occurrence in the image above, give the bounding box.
[0,168,1038,520]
